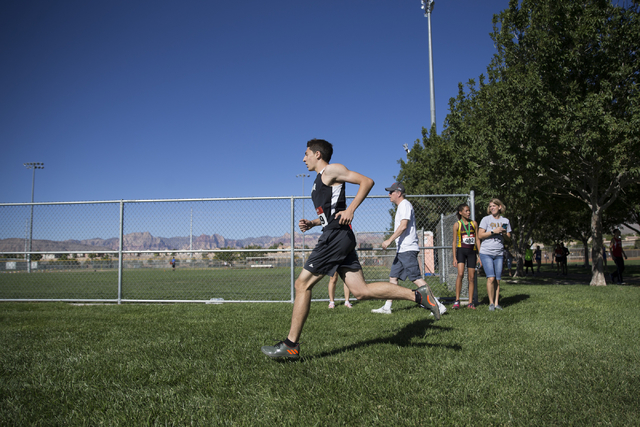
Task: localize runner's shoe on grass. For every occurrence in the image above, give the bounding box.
[416,285,440,320]
[261,341,300,360]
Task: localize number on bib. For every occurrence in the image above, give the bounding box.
[316,206,328,227]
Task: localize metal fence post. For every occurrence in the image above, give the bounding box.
[440,213,445,284]
[469,190,478,306]
[290,197,295,303]
[118,200,124,304]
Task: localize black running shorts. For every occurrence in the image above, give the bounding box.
[304,227,361,277]
[456,247,477,268]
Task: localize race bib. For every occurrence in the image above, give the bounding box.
[316,206,328,227]
[462,234,475,245]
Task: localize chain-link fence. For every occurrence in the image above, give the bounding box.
[0,193,473,303]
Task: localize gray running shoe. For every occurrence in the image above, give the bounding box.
[489,304,495,311]
[495,304,503,310]
[416,285,440,320]
[261,341,300,360]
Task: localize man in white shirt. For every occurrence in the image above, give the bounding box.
[372,182,445,315]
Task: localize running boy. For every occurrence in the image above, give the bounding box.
[261,139,440,360]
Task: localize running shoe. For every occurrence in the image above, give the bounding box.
[416,285,440,320]
[489,304,495,311]
[261,341,300,360]
[467,303,476,309]
[344,301,353,308]
[495,304,503,310]
[328,301,335,309]
[452,300,460,309]
[430,298,447,316]
[371,306,392,314]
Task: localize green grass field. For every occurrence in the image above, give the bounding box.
[0,265,428,302]
[1,267,639,426]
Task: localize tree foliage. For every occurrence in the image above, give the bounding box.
[398,0,640,284]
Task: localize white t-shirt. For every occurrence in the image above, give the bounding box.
[479,215,511,256]
[395,199,419,253]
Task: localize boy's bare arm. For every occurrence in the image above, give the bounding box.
[322,163,374,224]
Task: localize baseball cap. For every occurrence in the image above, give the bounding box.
[385,182,405,193]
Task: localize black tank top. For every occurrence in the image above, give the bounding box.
[311,170,347,231]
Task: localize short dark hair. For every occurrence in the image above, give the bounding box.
[307,139,333,162]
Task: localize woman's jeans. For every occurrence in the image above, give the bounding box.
[480,253,503,281]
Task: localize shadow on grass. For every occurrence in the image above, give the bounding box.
[479,293,530,308]
[295,319,461,362]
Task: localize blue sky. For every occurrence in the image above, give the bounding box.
[1,0,509,205]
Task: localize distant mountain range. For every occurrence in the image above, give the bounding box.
[0,231,323,253]
[0,230,386,253]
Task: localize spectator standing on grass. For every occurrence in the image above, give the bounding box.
[261,139,440,360]
[478,199,511,311]
[554,244,563,275]
[371,182,446,315]
[561,243,570,275]
[504,248,513,277]
[610,229,628,284]
[170,257,176,270]
[535,246,542,273]
[451,203,480,309]
[328,271,353,308]
[524,247,534,276]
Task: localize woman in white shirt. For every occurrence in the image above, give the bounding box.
[477,199,511,311]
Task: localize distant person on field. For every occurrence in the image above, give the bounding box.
[328,271,353,308]
[561,243,570,275]
[504,248,513,277]
[261,139,440,360]
[610,229,627,284]
[451,203,480,309]
[554,244,563,275]
[535,246,542,273]
[524,247,534,276]
[170,257,176,270]
[478,198,511,311]
[371,182,446,316]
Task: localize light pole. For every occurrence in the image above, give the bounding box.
[421,0,436,131]
[296,174,310,263]
[24,162,44,273]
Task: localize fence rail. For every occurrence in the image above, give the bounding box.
[0,193,473,303]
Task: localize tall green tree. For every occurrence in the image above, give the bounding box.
[400,1,640,285]
[487,0,640,285]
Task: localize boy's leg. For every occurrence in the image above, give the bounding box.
[371,277,396,313]
[287,269,325,343]
[345,269,440,318]
[344,269,414,300]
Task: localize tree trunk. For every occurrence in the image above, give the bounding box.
[581,237,589,268]
[590,206,606,286]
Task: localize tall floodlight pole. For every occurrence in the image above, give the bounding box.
[296,174,310,263]
[421,0,436,131]
[24,162,44,273]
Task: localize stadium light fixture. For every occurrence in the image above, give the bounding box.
[420,0,437,131]
[296,174,310,262]
[24,162,45,273]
